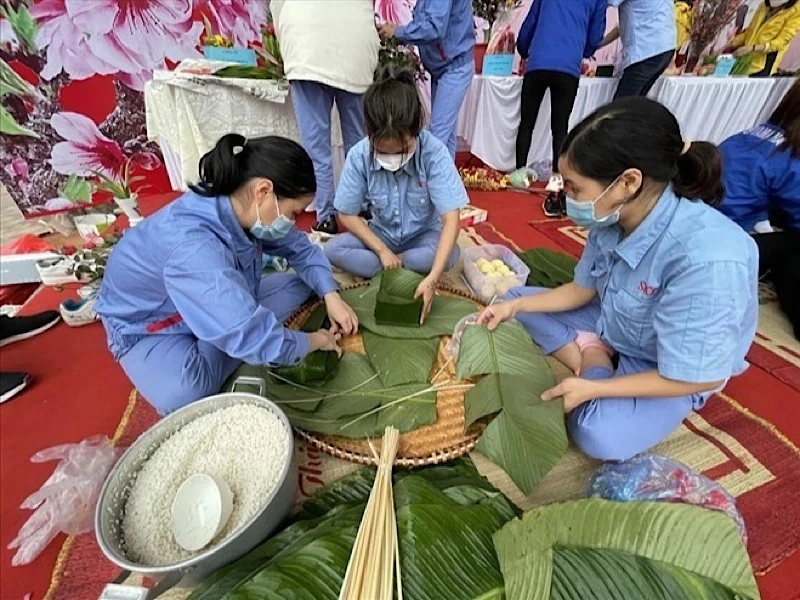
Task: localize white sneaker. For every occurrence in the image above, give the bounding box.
[36,257,79,286]
[59,297,99,327]
[545,174,564,193]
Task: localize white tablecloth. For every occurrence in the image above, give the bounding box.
[457,75,797,172]
[145,70,344,192]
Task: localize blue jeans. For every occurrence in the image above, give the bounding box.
[324,229,459,279]
[120,273,313,415]
[506,286,705,461]
[614,50,674,99]
[290,80,366,221]
[429,56,474,158]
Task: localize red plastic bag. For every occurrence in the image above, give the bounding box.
[0,234,55,256]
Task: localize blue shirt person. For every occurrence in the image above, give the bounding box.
[602,0,676,98]
[325,69,468,319]
[95,135,357,415]
[477,98,758,462]
[719,123,800,233]
[377,0,475,158]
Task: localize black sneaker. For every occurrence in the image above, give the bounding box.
[543,191,566,218]
[1,372,29,404]
[0,311,60,347]
[312,217,339,237]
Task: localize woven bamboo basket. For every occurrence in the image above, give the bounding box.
[284,282,485,467]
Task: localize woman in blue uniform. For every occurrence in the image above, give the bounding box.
[95,134,357,415]
[377,0,475,158]
[718,79,799,339]
[478,97,759,461]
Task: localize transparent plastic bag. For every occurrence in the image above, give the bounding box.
[8,435,121,566]
[445,313,481,360]
[588,454,747,543]
[462,244,530,304]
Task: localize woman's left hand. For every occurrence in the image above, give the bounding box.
[733,45,752,58]
[541,377,599,413]
[414,276,437,325]
[377,22,398,39]
[324,292,359,335]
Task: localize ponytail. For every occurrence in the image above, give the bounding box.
[190,134,316,199]
[673,141,724,207]
[561,97,724,206]
[364,64,424,149]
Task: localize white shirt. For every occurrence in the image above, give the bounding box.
[272,0,379,94]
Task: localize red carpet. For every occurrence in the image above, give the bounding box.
[1,191,799,600]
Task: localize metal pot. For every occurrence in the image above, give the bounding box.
[95,377,296,599]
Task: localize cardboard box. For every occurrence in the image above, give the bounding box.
[460,205,488,228]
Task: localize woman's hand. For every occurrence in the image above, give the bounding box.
[377,22,398,39]
[309,329,343,357]
[378,247,403,270]
[733,45,753,58]
[475,300,517,331]
[324,292,358,335]
[414,275,437,324]
[541,377,598,413]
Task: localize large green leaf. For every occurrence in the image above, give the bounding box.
[340,278,478,339]
[272,350,339,385]
[0,105,38,137]
[191,459,515,600]
[516,248,577,289]
[456,321,544,379]
[375,268,425,326]
[362,330,438,386]
[494,499,760,600]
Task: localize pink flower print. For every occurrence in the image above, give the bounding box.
[131,151,161,171]
[376,0,414,25]
[49,112,127,179]
[200,0,266,46]
[4,158,30,185]
[31,0,118,82]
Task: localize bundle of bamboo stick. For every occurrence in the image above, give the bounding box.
[339,426,403,600]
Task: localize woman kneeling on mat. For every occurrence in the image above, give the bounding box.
[95,135,355,415]
[325,66,468,313]
[478,97,759,461]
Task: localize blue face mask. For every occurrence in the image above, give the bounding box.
[565,177,622,229]
[250,194,294,241]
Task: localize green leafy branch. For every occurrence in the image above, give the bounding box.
[0,0,38,55]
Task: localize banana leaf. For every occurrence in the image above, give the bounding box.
[375,268,424,326]
[340,276,478,339]
[190,458,516,600]
[300,304,330,332]
[457,323,568,494]
[494,499,760,600]
[361,330,438,386]
[516,247,577,289]
[272,350,339,385]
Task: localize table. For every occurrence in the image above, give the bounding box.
[457,75,796,172]
[145,70,345,192]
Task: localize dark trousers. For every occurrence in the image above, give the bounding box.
[515,69,580,170]
[614,49,674,99]
[755,229,800,340]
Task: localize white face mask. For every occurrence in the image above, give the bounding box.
[375,146,415,172]
[768,0,790,6]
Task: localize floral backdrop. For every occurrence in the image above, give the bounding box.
[0,0,267,217]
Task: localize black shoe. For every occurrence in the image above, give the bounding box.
[1,372,29,404]
[312,217,339,237]
[0,311,60,347]
[543,191,566,218]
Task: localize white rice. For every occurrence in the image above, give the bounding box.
[121,404,289,566]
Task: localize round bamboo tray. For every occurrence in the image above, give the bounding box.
[285,282,485,468]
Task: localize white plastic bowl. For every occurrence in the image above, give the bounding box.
[171,473,235,552]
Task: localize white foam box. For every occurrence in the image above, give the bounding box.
[460,205,488,228]
[0,252,61,286]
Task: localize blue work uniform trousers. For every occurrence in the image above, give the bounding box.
[505,286,707,461]
[290,80,366,221]
[429,56,474,159]
[119,273,313,415]
[324,229,459,279]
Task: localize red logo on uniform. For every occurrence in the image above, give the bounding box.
[639,281,659,297]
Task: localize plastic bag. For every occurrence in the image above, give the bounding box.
[445,313,481,360]
[8,436,121,566]
[588,454,747,543]
[462,244,530,304]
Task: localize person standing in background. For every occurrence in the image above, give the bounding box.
[271,0,379,237]
[726,0,800,76]
[600,0,676,98]
[377,0,475,159]
[513,0,607,218]
[674,0,693,50]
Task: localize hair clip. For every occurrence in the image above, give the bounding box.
[681,140,692,156]
[232,145,244,155]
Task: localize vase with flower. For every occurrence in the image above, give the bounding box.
[93,158,146,227]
